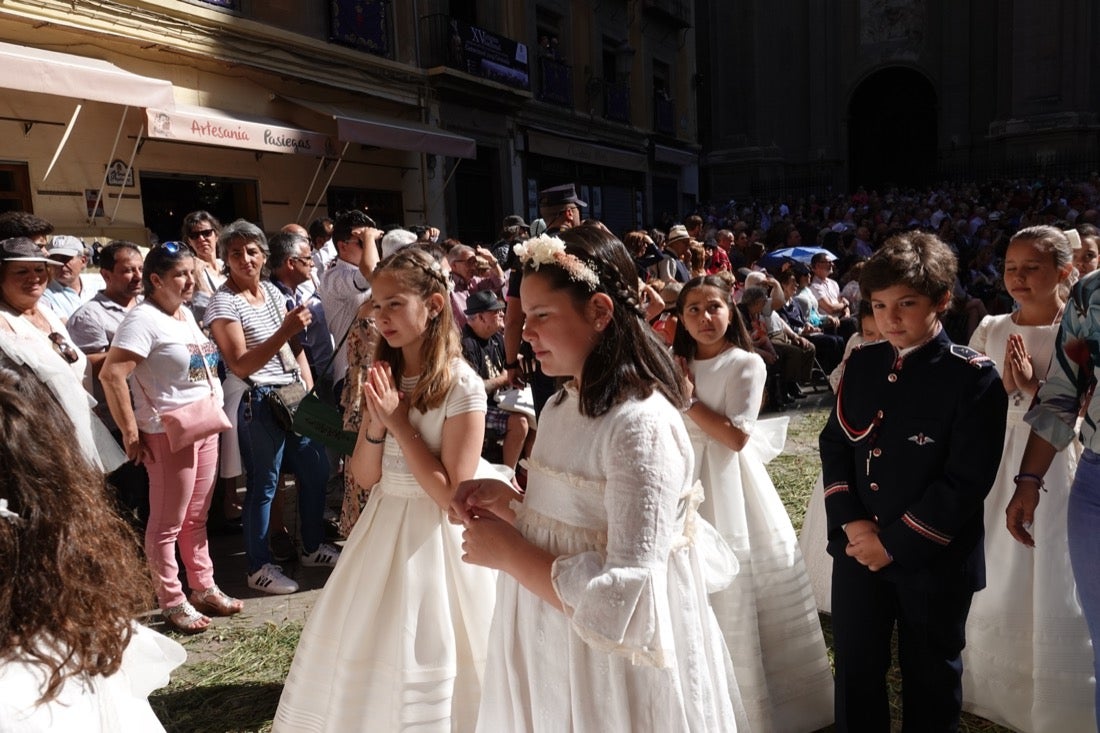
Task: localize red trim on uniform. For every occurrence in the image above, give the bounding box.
[823,482,849,498]
[835,378,880,442]
[902,512,952,546]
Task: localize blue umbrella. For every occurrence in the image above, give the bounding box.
[758,246,837,268]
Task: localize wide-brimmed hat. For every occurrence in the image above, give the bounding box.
[538,183,587,208]
[0,237,60,265]
[464,290,505,316]
[666,224,692,247]
[502,214,529,232]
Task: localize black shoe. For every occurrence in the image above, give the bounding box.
[786,382,807,399]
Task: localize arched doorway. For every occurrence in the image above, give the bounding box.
[848,67,938,190]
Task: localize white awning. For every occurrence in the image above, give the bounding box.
[0,41,174,109]
[144,105,331,155]
[284,96,477,159]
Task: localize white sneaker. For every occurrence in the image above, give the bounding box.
[301,542,341,568]
[247,563,299,595]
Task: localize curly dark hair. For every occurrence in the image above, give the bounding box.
[860,230,957,303]
[524,224,686,416]
[0,356,151,704]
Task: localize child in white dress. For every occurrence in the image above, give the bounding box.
[802,307,880,613]
[274,248,498,732]
[962,225,1095,731]
[674,274,834,732]
[453,227,742,732]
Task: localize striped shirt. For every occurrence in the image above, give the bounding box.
[205,280,296,385]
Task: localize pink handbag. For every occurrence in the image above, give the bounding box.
[159,391,232,453]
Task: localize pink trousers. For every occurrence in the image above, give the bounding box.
[143,431,219,609]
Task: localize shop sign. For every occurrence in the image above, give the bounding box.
[106,159,134,187]
[85,189,104,218]
[146,107,330,155]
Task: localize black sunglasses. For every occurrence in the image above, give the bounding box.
[48,332,80,364]
[188,228,216,240]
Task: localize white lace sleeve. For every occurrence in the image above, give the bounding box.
[550,401,689,668]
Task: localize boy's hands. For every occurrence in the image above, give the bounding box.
[844,519,893,571]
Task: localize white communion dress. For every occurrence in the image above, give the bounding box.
[0,624,185,733]
[798,476,832,614]
[475,387,743,732]
[274,361,499,732]
[687,346,834,733]
[962,314,1095,732]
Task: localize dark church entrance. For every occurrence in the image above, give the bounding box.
[848,67,938,190]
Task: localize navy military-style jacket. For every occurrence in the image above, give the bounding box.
[819,329,1008,591]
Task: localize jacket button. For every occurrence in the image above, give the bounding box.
[870,482,880,491]
[872,448,882,457]
[887,373,898,382]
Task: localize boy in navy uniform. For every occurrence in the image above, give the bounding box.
[819,231,1007,732]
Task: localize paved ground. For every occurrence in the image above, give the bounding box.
[156,385,836,639]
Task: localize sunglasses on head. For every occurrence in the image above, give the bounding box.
[157,241,194,255]
[188,228,216,240]
[48,332,80,364]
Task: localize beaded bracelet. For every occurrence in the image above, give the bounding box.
[364,432,386,445]
[1012,473,1048,492]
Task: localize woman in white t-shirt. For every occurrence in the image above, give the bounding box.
[101,242,242,635]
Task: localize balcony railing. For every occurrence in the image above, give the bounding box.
[605,82,631,124]
[655,96,675,135]
[537,56,573,107]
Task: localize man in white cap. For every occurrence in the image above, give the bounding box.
[41,235,97,321]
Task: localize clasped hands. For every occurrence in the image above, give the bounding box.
[845,519,893,571]
[450,477,525,571]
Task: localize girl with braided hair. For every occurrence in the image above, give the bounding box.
[454,225,742,731]
[275,247,499,731]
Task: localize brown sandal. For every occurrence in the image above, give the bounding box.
[162,601,211,634]
[190,585,244,617]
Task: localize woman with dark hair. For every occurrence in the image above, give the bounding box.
[454,226,741,730]
[0,354,185,729]
[101,242,242,634]
[180,210,223,322]
[205,220,339,596]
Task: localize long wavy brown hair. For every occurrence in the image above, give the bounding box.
[0,356,151,704]
[371,247,460,412]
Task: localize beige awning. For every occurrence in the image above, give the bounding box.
[0,41,174,109]
[0,41,176,192]
[145,104,331,155]
[284,96,477,159]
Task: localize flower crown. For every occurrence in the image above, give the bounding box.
[513,235,599,289]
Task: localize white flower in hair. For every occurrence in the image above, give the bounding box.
[513,234,600,289]
[0,498,21,525]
